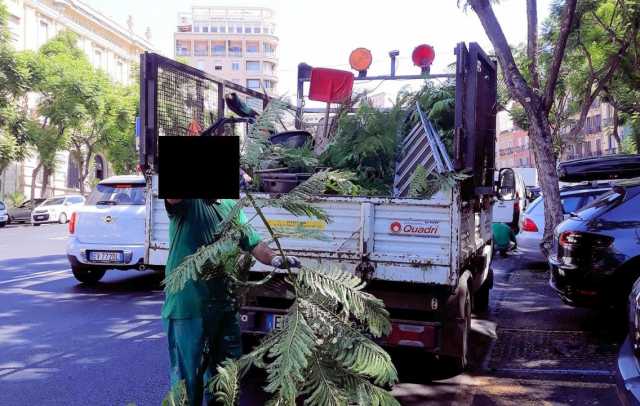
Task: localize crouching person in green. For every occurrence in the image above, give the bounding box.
[163,198,299,405]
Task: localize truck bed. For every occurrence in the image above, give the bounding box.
[145,175,469,287]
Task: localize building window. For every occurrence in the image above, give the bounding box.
[219,26,226,33]
[116,60,124,82]
[263,42,275,55]
[211,42,225,56]
[596,139,602,155]
[94,49,103,69]
[202,26,209,33]
[194,41,208,56]
[246,61,260,72]
[244,26,251,34]
[38,20,49,47]
[236,26,242,34]
[585,141,592,156]
[211,26,217,33]
[66,158,80,189]
[264,80,274,89]
[594,114,601,132]
[246,79,261,90]
[214,65,222,71]
[253,26,260,33]
[94,155,105,180]
[246,41,259,53]
[231,62,240,71]
[194,24,200,33]
[176,40,191,56]
[263,62,275,74]
[228,42,242,56]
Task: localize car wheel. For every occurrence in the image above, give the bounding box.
[32,223,40,226]
[58,213,67,224]
[0,221,5,228]
[72,267,106,285]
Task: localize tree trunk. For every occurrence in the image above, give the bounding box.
[525,110,564,253]
[30,162,42,202]
[611,106,621,150]
[41,167,52,198]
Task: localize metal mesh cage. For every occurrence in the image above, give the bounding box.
[156,64,219,137]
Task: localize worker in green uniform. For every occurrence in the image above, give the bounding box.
[492,222,517,257]
[163,198,299,406]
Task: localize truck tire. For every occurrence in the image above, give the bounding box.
[473,268,493,312]
[72,267,106,285]
[441,271,472,372]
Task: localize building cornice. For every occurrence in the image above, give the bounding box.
[26,0,157,53]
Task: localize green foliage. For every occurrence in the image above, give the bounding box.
[409,168,471,199]
[6,191,24,208]
[161,380,188,406]
[321,82,455,195]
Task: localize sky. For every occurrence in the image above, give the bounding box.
[84,0,554,99]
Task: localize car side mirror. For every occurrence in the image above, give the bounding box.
[496,168,516,201]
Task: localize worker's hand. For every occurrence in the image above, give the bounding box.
[271,255,301,269]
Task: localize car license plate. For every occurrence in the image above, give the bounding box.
[88,251,123,263]
[265,314,285,332]
[35,215,46,220]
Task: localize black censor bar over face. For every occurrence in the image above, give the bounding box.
[158,136,240,200]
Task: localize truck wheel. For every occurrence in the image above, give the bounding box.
[473,268,493,312]
[72,267,106,285]
[441,271,472,373]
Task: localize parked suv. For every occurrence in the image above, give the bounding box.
[31,195,85,225]
[7,198,46,224]
[0,200,7,227]
[549,178,640,307]
[616,276,640,405]
[66,175,146,284]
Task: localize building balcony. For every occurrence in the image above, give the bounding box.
[228,51,243,57]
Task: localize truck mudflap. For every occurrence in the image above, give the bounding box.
[239,306,442,351]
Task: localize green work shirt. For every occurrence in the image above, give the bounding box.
[492,222,515,250]
[161,199,262,319]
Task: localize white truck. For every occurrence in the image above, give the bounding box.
[139,43,510,369]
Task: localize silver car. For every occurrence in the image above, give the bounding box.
[516,185,610,261]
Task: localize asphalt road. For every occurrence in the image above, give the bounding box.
[0,223,624,405]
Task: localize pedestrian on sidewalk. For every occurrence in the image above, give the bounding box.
[163,198,299,405]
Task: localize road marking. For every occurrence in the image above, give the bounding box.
[492,367,614,377]
[0,270,69,286]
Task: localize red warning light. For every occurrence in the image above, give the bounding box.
[412,44,435,69]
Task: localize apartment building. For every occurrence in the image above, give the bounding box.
[173,5,279,99]
[0,0,156,199]
[561,100,621,160]
[495,110,536,169]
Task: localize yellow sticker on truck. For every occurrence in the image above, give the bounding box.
[268,219,326,230]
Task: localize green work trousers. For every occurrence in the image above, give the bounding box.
[163,302,242,406]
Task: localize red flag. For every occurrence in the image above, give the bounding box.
[309,68,354,103]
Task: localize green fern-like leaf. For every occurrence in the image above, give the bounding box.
[263,302,317,401]
[161,380,189,406]
[209,359,242,406]
[298,297,398,387]
[301,355,348,406]
[296,267,392,337]
[163,238,241,294]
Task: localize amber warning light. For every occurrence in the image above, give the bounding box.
[349,47,372,77]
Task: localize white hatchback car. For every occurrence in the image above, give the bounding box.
[31,195,86,225]
[66,175,147,284]
[0,200,7,227]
